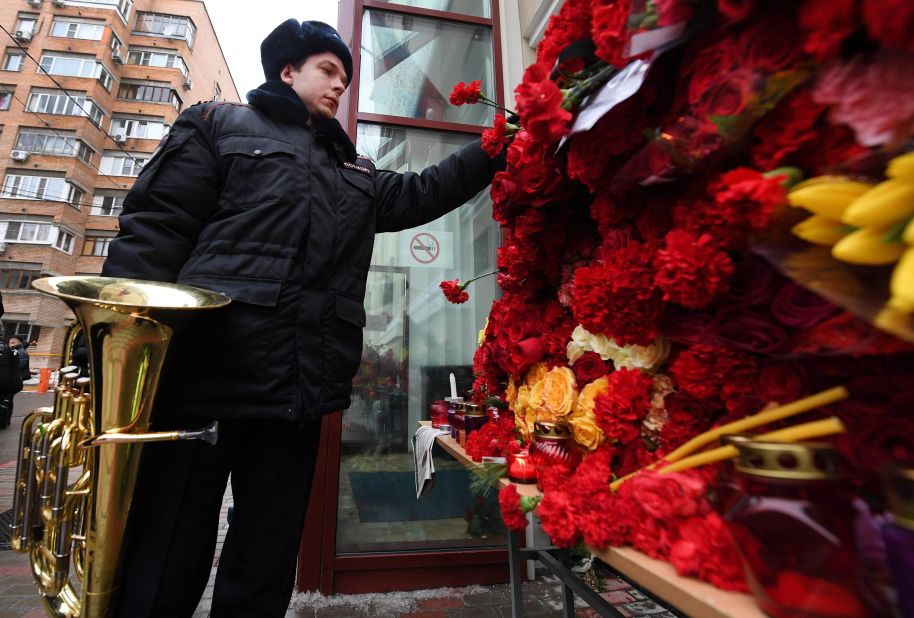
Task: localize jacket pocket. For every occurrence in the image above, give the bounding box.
[179,274,282,307]
[217,135,297,206]
[338,169,376,236]
[329,293,366,384]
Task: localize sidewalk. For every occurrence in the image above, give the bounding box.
[0,393,674,618]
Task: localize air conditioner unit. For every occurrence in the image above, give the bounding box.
[52,0,65,7]
[27,0,41,7]
[14,30,32,43]
[113,134,127,144]
[10,150,29,162]
[181,78,192,90]
[0,242,7,255]
[111,52,123,64]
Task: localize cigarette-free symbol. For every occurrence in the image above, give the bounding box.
[410,232,440,264]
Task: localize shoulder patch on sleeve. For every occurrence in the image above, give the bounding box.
[343,161,373,176]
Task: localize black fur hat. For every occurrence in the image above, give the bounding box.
[260,19,352,85]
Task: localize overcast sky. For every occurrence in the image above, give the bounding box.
[203,1,341,99]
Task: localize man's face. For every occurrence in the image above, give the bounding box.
[9,338,20,347]
[281,51,347,121]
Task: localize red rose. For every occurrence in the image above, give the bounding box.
[490,171,523,215]
[627,471,707,520]
[698,75,751,117]
[572,351,609,387]
[770,282,839,328]
[738,15,802,73]
[712,307,791,355]
[505,337,545,376]
[687,41,737,106]
[862,0,914,53]
[655,0,695,27]
[756,362,807,407]
[717,0,757,22]
[799,0,858,62]
[439,279,469,304]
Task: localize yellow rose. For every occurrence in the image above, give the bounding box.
[505,376,518,410]
[574,376,609,417]
[540,366,578,419]
[515,411,532,442]
[528,378,545,413]
[569,411,604,451]
[515,384,530,415]
[524,362,549,387]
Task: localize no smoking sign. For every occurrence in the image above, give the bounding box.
[400,230,453,268]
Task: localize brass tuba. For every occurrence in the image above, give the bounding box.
[10,276,230,617]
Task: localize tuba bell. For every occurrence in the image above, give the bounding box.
[10,276,230,617]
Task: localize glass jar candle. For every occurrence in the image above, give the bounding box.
[452,401,467,443]
[429,399,448,428]
[528,421,581,491]
[725,441,878,618]
[507,448,537,484]
[465,403,489,438]
[882,465,914,618]
[712,434,754,516]
[446,397,462,439]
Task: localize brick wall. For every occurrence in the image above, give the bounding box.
[0,0,238,369]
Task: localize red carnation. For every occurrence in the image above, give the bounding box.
[571,244,663,346]
[592,368,654,445]
[498,485,529,532]
[514,63,572,146]
[668,342,757,406]
[449,80,482,106]
[439,279,469,304]
[654,231,734,309]
[712,167,786,229]
[592,0,632,69]
[536,486,580,547]
[481,113,510,158]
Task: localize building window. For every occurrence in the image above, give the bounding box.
[54,229,75,254]
[39,52,111,83]
[67,184,85,209]
[82,234,112,256]
[0,267,42,290]
[0,322,40,344]
[1,174,76,202]
[110,115,168,140]
[134,12,196,48]
[3,221,53,243]
[213,81,221,102]
[0,86,13,111]
[110,31,123,57]
[50,18,106,40]
[90,191,126,216]
[127,48,188,76]
[117,81,181,110]
[15,128,94,163]
[16,14,38,38]
[27,88,105,124]
[97,64,114,91]
[358,11,496,126]
[100,153,146,176]
[3,50,24,72]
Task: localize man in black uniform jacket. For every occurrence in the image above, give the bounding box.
[102,18,504,617]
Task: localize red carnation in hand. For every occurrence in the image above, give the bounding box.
[654,231,734,309]
[481,113,510,158]
[449,80,482,106]
[439,279,469,304]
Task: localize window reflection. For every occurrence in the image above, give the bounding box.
[335,123,502,554]
[370,0,491,18]
[359,10,495,126]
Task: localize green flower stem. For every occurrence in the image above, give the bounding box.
[458,270,502,290]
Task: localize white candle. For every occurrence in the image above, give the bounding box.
[449,372,458,399]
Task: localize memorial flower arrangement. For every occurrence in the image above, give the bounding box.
[445,0,914,595]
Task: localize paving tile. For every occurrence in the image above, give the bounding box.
[399,611,448,618]
[461,590,509,607]
[444,607,502,618]
[417,597,465,610]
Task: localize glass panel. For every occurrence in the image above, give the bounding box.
[370,0,490,18]
[359,10,494,126]
[336,123,503,554]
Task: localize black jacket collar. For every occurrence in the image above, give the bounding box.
[246,80,357,163]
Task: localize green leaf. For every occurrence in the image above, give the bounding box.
[470,463,507,497]
[884,215,914,244]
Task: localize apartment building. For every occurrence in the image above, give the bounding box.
[0,0,237,368]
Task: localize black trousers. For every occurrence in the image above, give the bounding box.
[115,418,322,618]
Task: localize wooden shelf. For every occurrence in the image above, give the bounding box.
[418,420,763,617]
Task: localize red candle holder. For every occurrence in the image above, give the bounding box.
[724,441,886,618]
[507,449,537,484]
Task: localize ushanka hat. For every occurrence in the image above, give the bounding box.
[260,19,353,85]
